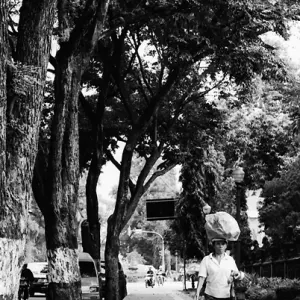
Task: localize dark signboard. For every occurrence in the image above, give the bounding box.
[146,198,177,221]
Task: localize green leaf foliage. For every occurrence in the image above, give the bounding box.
[259,156,300,258]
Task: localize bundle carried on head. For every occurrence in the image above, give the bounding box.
[205,211,240,242]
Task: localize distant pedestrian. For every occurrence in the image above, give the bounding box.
[145,266,155,287]
[195,238,244,300]
[19,264,34,300]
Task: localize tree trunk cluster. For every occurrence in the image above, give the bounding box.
[0,0,55,298]
[1,0,109,299]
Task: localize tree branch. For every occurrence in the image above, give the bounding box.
[105,150,136,194]
[136,66,180,131]
[49,54,57,70]
[143,162,176,193]
[111,30,138,125]
[149,31,165,88]
[8,14,18,35]
[123,52,137,79]
[131,33,154,98]
[47,68,55,74]
[166,70,227,131]
[122,158,176,227]
[57,0,110,60]
[132,72,150,104]
[106,150,121,171]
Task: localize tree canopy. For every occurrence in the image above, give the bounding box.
[2,0,300,299]
[71,2,300,297]
[258,155,300,259]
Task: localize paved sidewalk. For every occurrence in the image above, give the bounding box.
[124,291,193,300]
[124,281,195,300]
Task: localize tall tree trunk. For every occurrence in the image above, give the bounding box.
[105,216,121,300]
[42,1,110,298]
[0,0,55,298]
[85,155,102,271]
[44,54,82,300]
[0,0,11,296]
[105,141,136,300]
[85,62,110,272]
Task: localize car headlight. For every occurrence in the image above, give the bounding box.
[89,286,99,293]
[37,278,47,283]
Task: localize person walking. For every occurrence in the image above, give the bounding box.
[195,238,244,300]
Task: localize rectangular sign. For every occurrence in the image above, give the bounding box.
[146,198,177,221]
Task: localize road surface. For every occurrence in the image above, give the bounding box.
[29,279,194,300]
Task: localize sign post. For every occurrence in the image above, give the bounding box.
[146,198,177,221]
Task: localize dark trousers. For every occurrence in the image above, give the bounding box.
[205,293,231,300]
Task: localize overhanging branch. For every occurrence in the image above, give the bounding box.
[143,162,176,193]
[106,150,136,193]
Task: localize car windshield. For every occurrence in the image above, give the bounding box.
[79,262,97,278]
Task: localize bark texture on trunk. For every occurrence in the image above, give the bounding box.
[44,54,81,300]
[39,0,110,296]
[84,62,110,272]
[23,0,110,298]
[47,282,81,300]
[47,248,81,300]
[0,0,55,298]
[105,219,121,300]
[0,0,8,209]
[86,155,102,269]
[0,238,26,298]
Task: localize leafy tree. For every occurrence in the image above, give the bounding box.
[216,22,300,263]
[175,152,252,265]
[258,155,300,259]
[76,1,295,298]
[126,250,146,266]
[175,139,225,255]
[223,21,300,189]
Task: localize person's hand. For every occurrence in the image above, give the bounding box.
[232,270,241,279]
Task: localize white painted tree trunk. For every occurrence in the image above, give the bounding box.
[46,245,82,299]
[47,248,80,283]
[0,238,26,299]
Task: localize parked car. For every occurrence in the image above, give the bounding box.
[27,253,101,299]
[79,252,100,300]
[27,262,48,296]
[99,260,127,300]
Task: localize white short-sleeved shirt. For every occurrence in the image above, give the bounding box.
[198,253,240,298]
